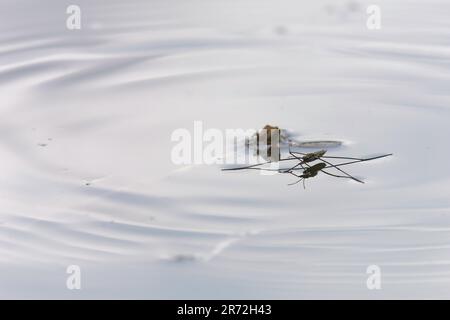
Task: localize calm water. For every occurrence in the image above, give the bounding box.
[1,0,450,298]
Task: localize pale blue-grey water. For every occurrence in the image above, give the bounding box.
[0,0,450,298]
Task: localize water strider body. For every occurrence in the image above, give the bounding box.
[300,150,327,163]
[288,162,327,188]
[300,162,326,178]
[283,149,327,174]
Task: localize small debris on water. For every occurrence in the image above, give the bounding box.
[168,254,198,263]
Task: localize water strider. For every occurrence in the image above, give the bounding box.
[287,162,327,189]
[222,148,393,188]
